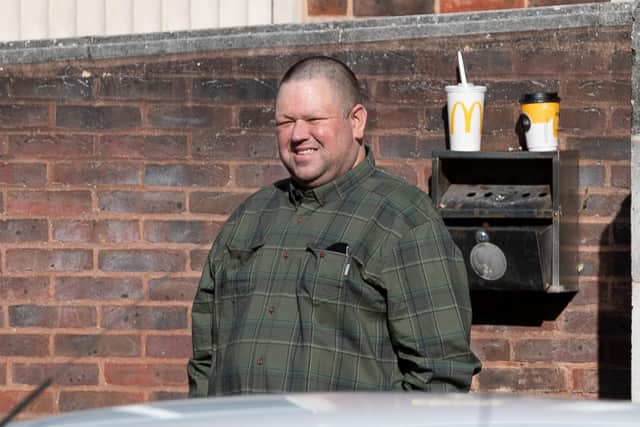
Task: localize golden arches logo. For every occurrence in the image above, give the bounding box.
[450,101,483,134]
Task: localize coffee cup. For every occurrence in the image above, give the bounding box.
[446,84,486,151]
[519,92,560,152]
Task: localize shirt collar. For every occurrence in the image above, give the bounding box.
[288,147,376,207]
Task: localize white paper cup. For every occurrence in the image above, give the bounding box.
[445,84,486,151]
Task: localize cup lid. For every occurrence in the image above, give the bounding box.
[520,92,561,103]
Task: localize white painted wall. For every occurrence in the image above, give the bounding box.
[0,0,303,42]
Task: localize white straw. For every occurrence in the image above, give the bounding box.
[458,51,468,86]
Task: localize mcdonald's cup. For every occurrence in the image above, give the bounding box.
[445,84,487,151]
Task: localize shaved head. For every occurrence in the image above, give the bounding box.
[278,56,362,115]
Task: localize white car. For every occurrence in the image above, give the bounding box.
[8,392,640,427]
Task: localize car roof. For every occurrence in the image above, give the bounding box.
[10,392,640,427]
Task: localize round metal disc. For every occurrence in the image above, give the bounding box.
[470,242,507,281]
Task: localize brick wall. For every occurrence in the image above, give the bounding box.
[305,0,609,18]
[0,16,632,421]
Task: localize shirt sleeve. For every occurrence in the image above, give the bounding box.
[187,251,216,398]
[382,219,481,392]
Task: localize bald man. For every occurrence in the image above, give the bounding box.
[188,56,480,396]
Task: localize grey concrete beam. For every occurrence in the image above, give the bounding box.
[0,2,634,65]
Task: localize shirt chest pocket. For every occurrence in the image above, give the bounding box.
[301,245,349,303]
[221,240,264,299]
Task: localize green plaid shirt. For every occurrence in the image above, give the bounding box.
[188,150,480,396]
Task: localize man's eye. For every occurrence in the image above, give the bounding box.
[307,118,325,124]
[276,120,293,127]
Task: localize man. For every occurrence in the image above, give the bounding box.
[188,56,480,396]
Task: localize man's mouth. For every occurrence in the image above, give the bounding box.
[294,147,317,155]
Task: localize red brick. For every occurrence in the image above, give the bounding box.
[0,334,49,356]
[578,250,630,278]
[55,334,141,357]
[104,363,186,386]
[560,310,597,334]
[572,368,597,393]
[7,249,93,272]
[563,80,630,103]
[308,0,347,15]
[101,306,188,330]
[57,105,141,129]
[98,76,187,100]
[59,391,144,412]
[147,105,231,129]
[0,219,47,242]
[579,165,605,188]
[612,107,631,131]
[52,162,141,185]
[0,277,49,300]
[354,0,434,16]
[514,339,597,363]
[376,79,445,105]
[52,220,140,243]
[0,363,5,385]
[470,338,510,361]
[580,193,630,218]
[530,0,607,6]
[439,0,523,13]
[9,134,94,158]
[146,334,192,358]
[98,191,184,213]
[144,220,222,244]
[192,78,277,101]
[0,105,49,128]
[570,280,599,306]
[578,222,608,246]
[0,390,54,413]
[149,277,198,301]
[611,165,630,189]
[7,190,92,216]
[367,107,421,131]
[143,58,233,76]
[486,80,559,103]
[10,77,92,99]
[99,250,186,272]
[0,163,46,185]
[10,305,96,328]
[567,137,629,161]
[478,367,566,391]
[144,163,230,187]
[561,108,607,131]
[55,277,144,300]
[424,106,446,132]
[611,49,632,74]
[190,249,209,272]
[514,49,608,76]
[376,163,419,186]
[98,135,187,159]
[238,106,275,129]
[13,363,99,385]
[334,51,417,75]
[190,192,248,215]
[235,164,288,188]
[378,135,443,159]
[192,132,278,160]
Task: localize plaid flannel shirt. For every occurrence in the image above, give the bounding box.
[188,149,480,396]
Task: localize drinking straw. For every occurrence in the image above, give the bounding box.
[458,51,468,86]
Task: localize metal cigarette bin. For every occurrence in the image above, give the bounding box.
[431,151,578,292]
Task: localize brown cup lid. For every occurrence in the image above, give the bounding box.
[520,92,561,103]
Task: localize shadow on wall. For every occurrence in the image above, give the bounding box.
[598,195,631,399]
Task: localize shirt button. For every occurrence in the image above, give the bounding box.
[296,216,303,224]
[319,251,326,258]
[283,251,289,259]
[268,306,276,314]
[256,358,264,366]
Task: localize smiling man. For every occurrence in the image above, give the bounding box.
[188,56,480,397]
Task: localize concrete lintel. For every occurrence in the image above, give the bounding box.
[0,2,634,65]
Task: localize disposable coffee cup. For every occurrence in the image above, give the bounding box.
[446,84,486,151]
[519,92,560,152]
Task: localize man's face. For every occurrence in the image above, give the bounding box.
[275,77,366,188]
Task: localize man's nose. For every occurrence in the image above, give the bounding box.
[290,119,310,141]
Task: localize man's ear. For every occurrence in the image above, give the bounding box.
[350,104,367,141]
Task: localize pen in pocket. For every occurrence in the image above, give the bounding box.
[344,244,351,276]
